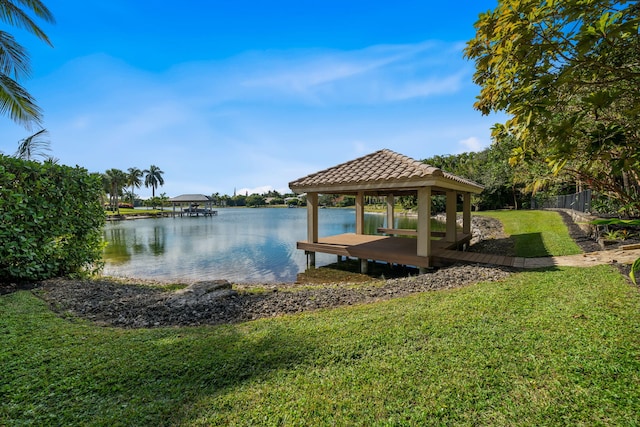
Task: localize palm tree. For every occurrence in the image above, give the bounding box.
[103,168,127,214]
[126,167,143,206]
[143,165,165,198]
[1,0,55,127]
[14,128,50,160]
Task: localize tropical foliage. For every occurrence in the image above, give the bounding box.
[143,164,165,198]
[14,128,50,160]
[245,193,266,207]
[0,155,104,281]
[0,0,55,127]
[126,167,143,206]
[423,136,546,210]
[99,165,167,209]
[465,0,640,214]
[102,168,127,213]
[631,257,640,286]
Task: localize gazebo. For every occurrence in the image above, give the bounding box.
[169,194,217,217]
[288,149,484,272]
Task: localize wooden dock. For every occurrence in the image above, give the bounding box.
[297,232,473,269]
[297,233,568,269]
[173,208,218,217]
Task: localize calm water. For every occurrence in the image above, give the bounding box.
[102,208,419,283]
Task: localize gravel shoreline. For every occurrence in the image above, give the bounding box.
[37,264,514,328]
[8,212,633,328]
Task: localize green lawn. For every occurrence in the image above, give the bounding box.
[106,208,164,217]
[475,210,583,257]
[2,264,640,426]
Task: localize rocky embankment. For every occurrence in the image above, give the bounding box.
[38,263,514,328]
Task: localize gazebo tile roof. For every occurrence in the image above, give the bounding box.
[289,149,483,193]
[169,194,212,203]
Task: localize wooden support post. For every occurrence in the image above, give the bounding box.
[355,191,365,235]
[306,192,318,267]
[446,190,457,243]
[306,192,319,243]
[417,187,432,267]
[463,192,471,235]
[386,194,395,229]
[360,258,368,273]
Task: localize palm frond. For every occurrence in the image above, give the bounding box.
[14,127,49,160]
[0,0,55,46]
[0,73,42,127]
[0,30,31,78]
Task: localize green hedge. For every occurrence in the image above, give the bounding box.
[0,156,105,281]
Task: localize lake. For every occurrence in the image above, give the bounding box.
[102,207,420,283]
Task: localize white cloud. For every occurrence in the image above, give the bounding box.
[166,40,469,106]
[457,136,485,153]
[236,185,280,196]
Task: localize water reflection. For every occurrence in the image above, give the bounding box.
[148,226,166,256]
[102,228,131,264]
[102,208,420,283]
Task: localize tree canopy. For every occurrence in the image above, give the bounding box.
[465,0,640,213]
[143,165,165,198]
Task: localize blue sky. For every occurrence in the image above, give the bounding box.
[2,0,503,198]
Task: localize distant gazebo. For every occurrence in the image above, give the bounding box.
[169,194,217,217]
[288,149,484,272]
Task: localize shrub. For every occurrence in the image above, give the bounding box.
[631,258,640,286]
[0,155,105,281]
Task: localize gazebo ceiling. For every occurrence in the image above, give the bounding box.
[289,149,484,195]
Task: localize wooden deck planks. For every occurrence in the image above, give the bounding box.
[298,232,474,269]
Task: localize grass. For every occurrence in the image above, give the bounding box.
[475,210,583,257]
[2,265,640,426]
[105,208,164,217]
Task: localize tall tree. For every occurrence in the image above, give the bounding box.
[14,128,49,160]
[126,167,143,206]
[1,0,55,127]
[103,168,127,214]
[465,0,640,213]
[143,165,164,198]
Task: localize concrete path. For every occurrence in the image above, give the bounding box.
[535,248,640,268]
[435,248,640,269]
